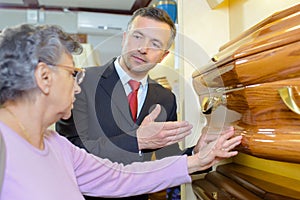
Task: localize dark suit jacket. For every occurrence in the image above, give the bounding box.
[56,58,184,199]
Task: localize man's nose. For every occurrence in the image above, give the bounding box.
[137,40,150,53]
[137,45,148,54]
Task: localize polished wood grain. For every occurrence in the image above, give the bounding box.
[192,3,300,163]
[233,124,300,163]
[193,40,300,89]
[226,78,300,125]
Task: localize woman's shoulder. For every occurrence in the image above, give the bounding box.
[44,129,73,148]
[44,129,86,154]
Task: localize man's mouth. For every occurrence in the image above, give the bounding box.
[132,54,146,63]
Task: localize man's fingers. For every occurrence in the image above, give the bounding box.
[141,104,161,125]
[160,124,193,145]
[166,128,191,140]
[160,120,191,130]
[138,116,193,149]
[162,122,193,136]
[147,122,193,147]
[155,129,191,147]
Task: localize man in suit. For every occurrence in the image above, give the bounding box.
[56,7,192,200]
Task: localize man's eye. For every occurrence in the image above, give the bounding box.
[153,43,161,49]
[133,34,142,39]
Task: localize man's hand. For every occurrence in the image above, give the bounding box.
[137,104,193,150]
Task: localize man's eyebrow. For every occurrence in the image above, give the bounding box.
[132,30,144,35]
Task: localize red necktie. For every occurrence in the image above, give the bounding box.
[128,80,140,122]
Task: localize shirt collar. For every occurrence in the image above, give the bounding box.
[114,57,148,87]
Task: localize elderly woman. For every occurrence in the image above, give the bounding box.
[0,24,242,200]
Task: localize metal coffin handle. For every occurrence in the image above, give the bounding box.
[278,86,300,115]
[201,95,225,114]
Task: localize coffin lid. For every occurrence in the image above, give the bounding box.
[192,3,300,85]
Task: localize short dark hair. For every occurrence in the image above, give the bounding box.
[127,7,176,49]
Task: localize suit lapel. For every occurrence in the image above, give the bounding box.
[97,62,134,125]
[136,79,159,125]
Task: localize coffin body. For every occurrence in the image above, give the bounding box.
[192,3,300,164]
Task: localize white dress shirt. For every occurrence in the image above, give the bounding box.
[114,57,148,118]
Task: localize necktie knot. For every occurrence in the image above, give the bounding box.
[128,79,140,91]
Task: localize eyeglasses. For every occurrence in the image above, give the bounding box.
[49,64,85,85]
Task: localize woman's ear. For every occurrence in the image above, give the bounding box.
[35,63,52,94]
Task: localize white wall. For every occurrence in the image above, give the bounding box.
[177,1,230,199]
[178,0,230,149]
[0,9,77,32]
[180,0,230,58]
[229,0,300,39]
[0,9,127,65]
[87,33,123,65]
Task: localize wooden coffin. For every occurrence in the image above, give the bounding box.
[192,163,300,200]
[192,4,300,163]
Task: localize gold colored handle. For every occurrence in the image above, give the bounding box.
[211,191,218,200]
[278,86,300,115]
[201,95,225,114]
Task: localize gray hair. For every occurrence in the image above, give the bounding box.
[127,7,176,49]
[0,24,82,105]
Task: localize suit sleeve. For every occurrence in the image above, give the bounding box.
[56,78,141,164]
[168,93,178,121]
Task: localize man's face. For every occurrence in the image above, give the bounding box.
[120,16,171,79]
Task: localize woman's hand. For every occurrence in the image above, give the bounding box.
[187,127,242,173]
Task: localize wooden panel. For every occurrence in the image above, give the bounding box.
[193,179,239,200]
[205,171,263,200]
[192,163,300,200]
[216,163,300,199]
